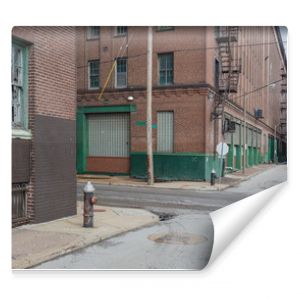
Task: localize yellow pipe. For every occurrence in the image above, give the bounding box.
[98,60,117,101]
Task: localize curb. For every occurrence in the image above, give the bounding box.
[12,209,159,269]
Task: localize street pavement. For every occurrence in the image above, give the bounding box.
[34,213,213,269]
[32,164,287,269]
[12,204,159,269]
[76,164,287,215]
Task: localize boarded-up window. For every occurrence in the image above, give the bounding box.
[157,112,174,152]
[247,128,252,146]
[224,131,231,144]
[241,124,245,145]
[233,123,240,145]
[257,132,261,148]
[88,113,130,157]
[254,131,257,147]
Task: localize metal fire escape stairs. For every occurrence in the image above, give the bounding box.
[212,26,241,120]
[280,68,287,141]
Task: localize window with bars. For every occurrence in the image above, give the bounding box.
[115,26,128,36]
[87,26,100,39]
[12,43,27,129]
[158,53,174,85]
[88,60,100,89]
[115,58,127,88]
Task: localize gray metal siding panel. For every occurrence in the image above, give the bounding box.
[88,113,130,157]
[233,124,240,145]
[224,132,231,144]
[247,128,252,146]
[157,112,174,152]
[34,115,76,223]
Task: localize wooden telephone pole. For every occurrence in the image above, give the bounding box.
[146,26,154,185]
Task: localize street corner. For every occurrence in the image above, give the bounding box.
[12,203,160,269]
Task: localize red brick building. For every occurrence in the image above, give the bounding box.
[76,26,286,180]
[12,27,77,226]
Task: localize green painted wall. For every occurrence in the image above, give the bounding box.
[268,136,274,163]
[236,146,242,170]
[76,111,88,173]
[130,152,223,181]
[227,144,234,168]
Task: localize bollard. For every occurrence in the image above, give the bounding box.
[83,181,96,227]
[211,169,216,186]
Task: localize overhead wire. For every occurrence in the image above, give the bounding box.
[98,28,136,101]
[77,40,287,70]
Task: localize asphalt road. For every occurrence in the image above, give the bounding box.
[76,164,287,215]
[34,164,287,269]
[77,181,246,214]
[35,213,214,270]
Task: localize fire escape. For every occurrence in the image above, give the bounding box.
[280,68,287,142]
[212,26,241,119]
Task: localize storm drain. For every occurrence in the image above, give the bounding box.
[158,213,175,221]
[148,233,207,245]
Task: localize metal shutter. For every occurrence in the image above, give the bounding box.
[157,112,174,152]
[88,113,130,157]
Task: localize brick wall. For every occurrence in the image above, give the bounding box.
[12,26,77,223]
[76,26,285,161]
[76,26,208,92]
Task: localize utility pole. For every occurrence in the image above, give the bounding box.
[146,26,154,185]
[274,123,280,164]
[243,95,247,174]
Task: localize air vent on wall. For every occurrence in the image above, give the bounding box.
[254,109,263,119]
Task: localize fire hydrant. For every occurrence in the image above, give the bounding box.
[83,181,97,228]
[211,169,216,186]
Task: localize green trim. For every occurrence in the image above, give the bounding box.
[76,104,136,173]
[136,121,157,128]
[130,152,223,181]
[12,39,29,130]
[76,111,88,173]
[227,144,234,168]
[236,145,241,170]
[78,104,136,114]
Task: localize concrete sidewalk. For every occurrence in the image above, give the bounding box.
[77,164,276,191]
[12,202,159,269]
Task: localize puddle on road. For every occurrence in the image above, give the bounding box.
[148,232,207,245]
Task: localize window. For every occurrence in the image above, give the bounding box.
[157,26,174,31]
[115,58,127,88]
[12,43,27,129]
[158,53,174,85]
[87,26,100,40]
[157,112,174,152]
[88,60,100,89]
[115,26,127,36]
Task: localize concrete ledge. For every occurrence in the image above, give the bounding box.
[12,203,159,269]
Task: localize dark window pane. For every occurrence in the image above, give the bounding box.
[89,60,99,88]
[159,53,173,85]
[116,26,127,35]
[87,26,100,39]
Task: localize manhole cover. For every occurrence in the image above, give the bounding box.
[148,232,207,245]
